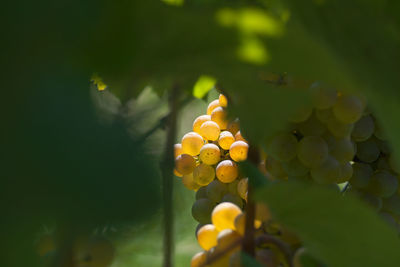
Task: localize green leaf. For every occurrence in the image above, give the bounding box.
[254,180,400,267]
[193,75,217,99]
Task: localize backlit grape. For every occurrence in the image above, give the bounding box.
[211,107,229,129]
[193,164,215,186]
[212,202,242,231]
[216,160,239,183]
[175,154,196,175]
[182,132,204,156]
[200,121,221,141]
[197,224,219,250]
[229,141,249,162]
[193,115,211,134]
[218,131,235,150]
[200,144,221,165]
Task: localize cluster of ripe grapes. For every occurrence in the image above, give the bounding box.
[174,95,310,266]
[176,85,400,266]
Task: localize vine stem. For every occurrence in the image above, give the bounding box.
[161,85,179,267]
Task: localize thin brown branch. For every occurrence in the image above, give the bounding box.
[161,85,180,267]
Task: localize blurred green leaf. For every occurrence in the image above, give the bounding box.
[254,180,400,267]
[193,75,217,99]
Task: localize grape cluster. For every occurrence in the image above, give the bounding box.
[175,95,305,267]
[177,87,400,267]
[347,115,400,230]
[263,85,362,185]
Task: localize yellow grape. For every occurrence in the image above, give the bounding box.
[255,203,271,222]
[73,236,115,267]
[237,178,248,200]
[234,213,262,235]
[227,118,240,135]
[229,141,249,162]
[199,121,221,141]
[182,132,204,156]
[216,229,241,252]
[191,251,207,267]
[207,99,221,115]
[174,143,183,158]
[174,168,182,177]
[200,144,221,165]
[197,224,219,250]
[193,164,216,186]
[36,234,56,256]
[212,202,242,231]
[235,131,247,143]
[211,107,229,129]
[216,160,239,183]
[218,131,235,150]
[333,95,363,124]
[193,115,211,134]
[182,173,201,191]
[175,154,196,175]
[219,94,228,107]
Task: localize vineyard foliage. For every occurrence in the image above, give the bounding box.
[2,0,400,266]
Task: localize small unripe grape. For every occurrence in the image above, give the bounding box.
[327,117,354,138]
[235,131,247,143]
[265,133,297,162]
[199,121,220,141]
[282,157,308,177]
[197,224,219,251]
[182,132,204,156]
[195,186,208,200]
[337,162,353,183]
[265,156,287,179]
[192,198,215,224]
[175,154,196,175]
[218,131,235,150]
[356,138,380,163]
[216,160,239,183]
[222,193,244,209]
[212,202,242,231]
[315,108,334,124]
[367,170,398,197]
[191,251,207,267]
[211,107,229,129]
[207,99,221,115]
[297,136,328,168]
[227,119,240,135]
[206,179,228,203]
[309,83,337,109]
[352,115,375,142]
[193,115,211,134]
[297,113,326,136]
[237,178,248,200]
[288,106,313,123]
[227,179,239,195]
[174,143,183,158]
[219,94,228,107]
[350,162,373,188]
[327,137,355,163]
[200,144,221,165]
[182,173,201,191]
[229,141,249,162]
[310,156,341,184]
[193,164,215,186]
[333,95,364,124]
